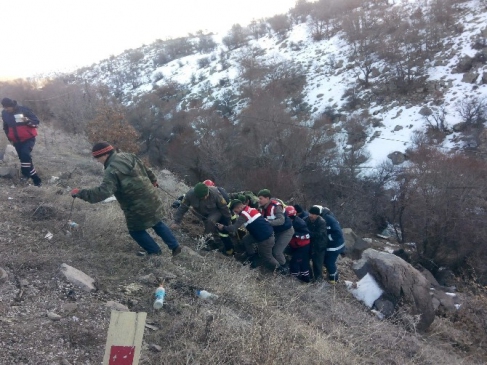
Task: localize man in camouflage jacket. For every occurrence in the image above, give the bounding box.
[171,182,232,250]
[71,142,181,256]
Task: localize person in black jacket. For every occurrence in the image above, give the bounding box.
[1,98,42,186]
[305,206,328,282]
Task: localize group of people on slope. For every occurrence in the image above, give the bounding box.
[170,181,345,284]
[2,96,343,283]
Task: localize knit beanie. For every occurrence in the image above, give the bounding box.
[92,141,114,157]
[194,182,209,198]
[257,189,271,198]
[229,199,243,211]
[309,206,321,215]
[294,204,304,214]
[1,98,17,108]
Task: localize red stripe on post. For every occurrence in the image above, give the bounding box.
[108,346,135,365]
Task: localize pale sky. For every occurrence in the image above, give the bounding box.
[0,0,298,80]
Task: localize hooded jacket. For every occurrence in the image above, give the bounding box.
[76,152,163,231]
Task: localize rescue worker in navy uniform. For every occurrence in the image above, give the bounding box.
[285,206,311,283]
[257,189,294,274]
[315,205,345,283]
[171,182,233,252]
[217,200,281,272]
[1,98,42,186]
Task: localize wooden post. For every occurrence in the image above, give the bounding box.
[103,311,147,365]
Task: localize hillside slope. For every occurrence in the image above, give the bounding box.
[0,126,486,364]
[74,0,487,166]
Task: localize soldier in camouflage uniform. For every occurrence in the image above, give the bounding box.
[171,182,232,251]
[71,142,181,256]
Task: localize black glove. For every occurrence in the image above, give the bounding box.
[171,200,181,209]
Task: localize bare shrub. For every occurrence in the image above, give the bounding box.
[267,14,292,38]
[386,147,487,279]
[248,19,268,40]
[197,57,211,69]
[423,106,448,132]
[195,31,217,54]
[456,97,487,126]
[222,24,248,50]
[86,99,140,153]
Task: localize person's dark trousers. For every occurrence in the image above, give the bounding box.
[217,216,234,252]
[324,250,341,282]
[13,138,41,185]
[311,245,326,281]
[129,221,179,254]
[204,212,232,250]
[290,245,311,282]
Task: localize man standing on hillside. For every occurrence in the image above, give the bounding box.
[171,182,233,252]
[1,98,42,186]
[71,142,181,257]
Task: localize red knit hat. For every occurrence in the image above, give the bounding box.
[92,142,114,157]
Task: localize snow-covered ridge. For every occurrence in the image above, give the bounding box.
[75,0,487,166]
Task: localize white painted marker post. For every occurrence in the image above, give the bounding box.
[103,311,147,365]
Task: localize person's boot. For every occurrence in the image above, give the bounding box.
[243,253,259,268]
[250,255,261,269]
[277,265,290,275]
[32,175,42,187]
[172,246,182,257]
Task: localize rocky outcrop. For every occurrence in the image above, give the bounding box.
[0,166,16,178]
[60,263,96,292]
[353,249,435,332]
[0,267,7,284]
[462,72,479,84]
[342,228,371,260]
[452,122,467,132]
[387,151,407,165]
[419,106,433,116]
[454,55,473,73]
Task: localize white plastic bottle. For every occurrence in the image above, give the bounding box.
[153,286,166,309]
[196,290,219,299]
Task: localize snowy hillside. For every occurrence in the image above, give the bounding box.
[75,0,487,166]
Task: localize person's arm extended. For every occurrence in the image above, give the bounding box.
[77,171,118,203]
[173,195,191,224]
